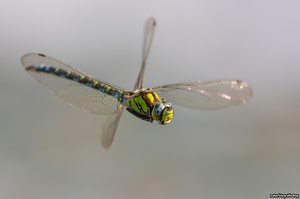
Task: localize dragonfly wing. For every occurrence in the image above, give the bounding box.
[21,53,124,114]
[101,106,124,149]
[153,80,253,110]
[134,17,156,90]
[22,53,91,78]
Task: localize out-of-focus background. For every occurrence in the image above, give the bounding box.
[1,0,299,198]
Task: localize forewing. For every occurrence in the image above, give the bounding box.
[22,53,91,78]
[153,80,253,110]
[134,17,156,90]
[101,106,124,149]
[21,53,122,114]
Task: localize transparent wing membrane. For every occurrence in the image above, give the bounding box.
[142,17,156,64]
[21,53,123,114]
[134,17,156,90]
[101,106,124,149]
[22,53,91,78]
[154,80,253,110]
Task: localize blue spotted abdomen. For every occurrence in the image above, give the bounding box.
[26,65,127,104]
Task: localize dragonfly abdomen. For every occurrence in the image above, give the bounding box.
[26,65,127,104]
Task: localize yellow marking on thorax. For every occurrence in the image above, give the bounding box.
[153,92,160,101]
[146,93,154,103]
[142,91,161,106]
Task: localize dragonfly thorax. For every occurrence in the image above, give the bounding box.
[126,89,173,125]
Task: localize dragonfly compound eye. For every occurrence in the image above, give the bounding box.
[152,103,163,122]
[151,101,173,125]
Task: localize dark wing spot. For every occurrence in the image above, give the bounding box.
[236,80,242,84]
[38,53,46,57]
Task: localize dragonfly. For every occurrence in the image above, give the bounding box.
[21,18,253,149]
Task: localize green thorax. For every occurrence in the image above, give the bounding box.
[126,89,161,122]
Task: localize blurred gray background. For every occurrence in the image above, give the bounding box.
[0,0,299,198]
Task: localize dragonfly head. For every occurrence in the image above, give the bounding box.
[151,99,174,125]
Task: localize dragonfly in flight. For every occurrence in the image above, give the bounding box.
[21,18,253,148]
